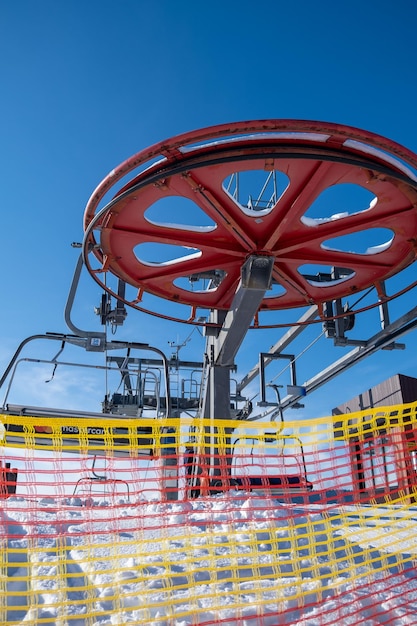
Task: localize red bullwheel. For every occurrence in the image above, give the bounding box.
[83,120,417,326]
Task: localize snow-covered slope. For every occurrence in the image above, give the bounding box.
[2,494,417,625]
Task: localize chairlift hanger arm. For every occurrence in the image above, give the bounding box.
[65,252,106,340]
[237,305,318,393]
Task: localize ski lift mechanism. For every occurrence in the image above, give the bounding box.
[229,432,313,494]
[2,121,417,502]
[73,455,129,502]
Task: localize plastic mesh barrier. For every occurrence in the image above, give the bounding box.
[1,405,417,625]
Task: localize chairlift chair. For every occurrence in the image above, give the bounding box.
[73,455,130,502]
[229,432,313,495]
[184,429,313,498]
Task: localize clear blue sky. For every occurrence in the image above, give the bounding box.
[1,0,417,417]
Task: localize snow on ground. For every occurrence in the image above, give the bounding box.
[1,493,417,625]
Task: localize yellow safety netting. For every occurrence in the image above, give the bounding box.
[1,404,417,625]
